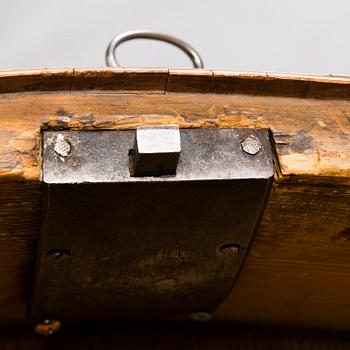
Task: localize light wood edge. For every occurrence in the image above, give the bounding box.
[0,68,350,98]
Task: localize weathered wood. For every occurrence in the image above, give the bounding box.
[214,175,350,329]
[0,68,349,329]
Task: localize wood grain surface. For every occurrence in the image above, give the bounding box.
[0,68,349,330]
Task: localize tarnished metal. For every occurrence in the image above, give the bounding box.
[53,134,71,157]
[34,319,61,336]
[189,312,213,322]
[130,125,181,176]
[241,134,261,155]
[30,128,274,323]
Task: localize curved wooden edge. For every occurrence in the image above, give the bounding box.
[0,91,349,181]
[0,71,349,329]
[1,68,350,99]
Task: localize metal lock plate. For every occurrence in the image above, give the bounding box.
[30,128,274,322]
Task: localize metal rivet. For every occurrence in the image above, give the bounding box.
[54,135,71,157]
[241,135,261,155]
[219,243,240,256]
[34,319,61,335]
[47,248,70,260]
[189,312,212,322]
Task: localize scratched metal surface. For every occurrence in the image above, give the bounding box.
[31,128,273,323]
[42,129,273,183]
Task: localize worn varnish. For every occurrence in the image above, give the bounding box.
[0,68,349,329]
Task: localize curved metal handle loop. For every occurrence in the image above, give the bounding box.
[105,30,204,68]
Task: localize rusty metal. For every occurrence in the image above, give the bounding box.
[34,319,61,335]
[30,128,274,323]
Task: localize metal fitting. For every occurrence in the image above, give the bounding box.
[54,134,71,157]
[34,319,61,335]
[189,311,212,322]
[241,135,261,155]
[130,125,181,177]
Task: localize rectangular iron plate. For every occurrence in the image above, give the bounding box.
[30,128,274,322]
